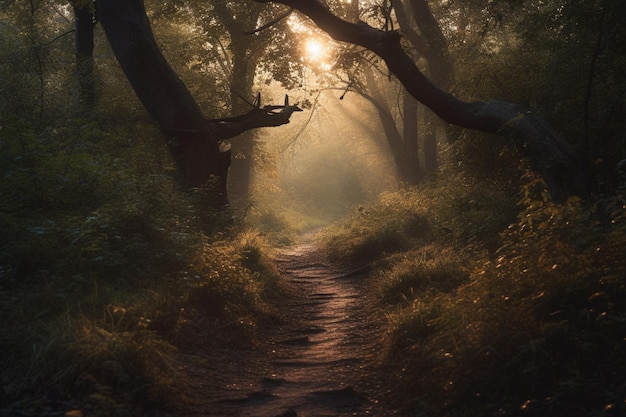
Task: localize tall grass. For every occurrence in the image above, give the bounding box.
[0,111,284,415]
[320,169,517,264]
[0,14,289,412]
[324,171,626,416]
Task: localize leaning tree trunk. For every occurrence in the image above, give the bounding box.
[97,0,301,208]
[264,0,589,201]
[96,0,224,198]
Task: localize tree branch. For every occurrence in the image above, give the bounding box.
[245,7,294,35]
[210,95,302,139]
[255,0,589,200]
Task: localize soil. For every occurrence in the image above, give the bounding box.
[175,234,401,417]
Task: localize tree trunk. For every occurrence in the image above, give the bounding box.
[403,91,421,184]
[96,0,227,202]
[379,105,413,183]
[361,67,415,184]
[212,4,263,208]
[73,2,95,108]
[393,0,452,176]
[227,49,255,207]
[405,0,461,148]
[96,0,302,209]
[263,0,590,201]
[422,106,438,175]
[406,0,454,89]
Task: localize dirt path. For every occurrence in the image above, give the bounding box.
[178,235,398,417]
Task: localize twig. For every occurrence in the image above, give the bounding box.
[40,29,75,46]
[245,7,294,35]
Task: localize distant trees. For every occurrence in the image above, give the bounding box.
[483,0,626,191]
[357,0,453,184]
[292,1,424,186]
[260,0,592,201]
[328,0,429,185]
[75,0,624,204]
[392,0,455,176]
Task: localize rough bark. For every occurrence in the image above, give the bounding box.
[209,99,302,139]
[259,0,589,200]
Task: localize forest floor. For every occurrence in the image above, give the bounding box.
[174,233,400,417]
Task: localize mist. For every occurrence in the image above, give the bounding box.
[250,89,397,228]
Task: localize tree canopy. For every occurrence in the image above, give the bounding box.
[2,1,626,416]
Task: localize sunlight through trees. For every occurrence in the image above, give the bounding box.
[1,0,625,416]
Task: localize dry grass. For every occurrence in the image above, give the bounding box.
[324,175,626,417]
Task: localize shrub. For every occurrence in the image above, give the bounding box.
[378,180,626,417]
[0,112,283,415]
[321,170,518,264]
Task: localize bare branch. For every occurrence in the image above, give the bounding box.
[203,94,302,139]
[245,7,294,35]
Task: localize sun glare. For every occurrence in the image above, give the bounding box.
[305,39,324,61]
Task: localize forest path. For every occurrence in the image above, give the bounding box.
[178,233,397,417]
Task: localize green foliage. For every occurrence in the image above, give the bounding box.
[322,149,626,416]
[2,1,625,416]
[320,187,430,264]
[243,206,300,246]
[452,0,626,186]
[361,177,626,416]
[0,109,283,410]
[158,231,283,348]
[0,16,283,414]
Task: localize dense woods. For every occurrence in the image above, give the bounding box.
[1,0,625,416]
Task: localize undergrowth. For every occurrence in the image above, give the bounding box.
[0,112,283,416]
[323,171,626,417]
[320,168,518,264]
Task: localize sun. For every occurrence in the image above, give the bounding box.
[305,39,324,61]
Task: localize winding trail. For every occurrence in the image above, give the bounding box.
[180,234,397,417]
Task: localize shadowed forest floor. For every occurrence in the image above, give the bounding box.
[176,234,399,417]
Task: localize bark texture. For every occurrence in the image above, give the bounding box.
[260,0,589,200]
